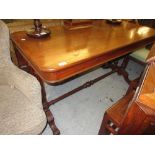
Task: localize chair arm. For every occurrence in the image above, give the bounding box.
[7,65,43,109]
[146,43,155,63]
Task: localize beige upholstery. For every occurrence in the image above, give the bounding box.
[0,20,46,134]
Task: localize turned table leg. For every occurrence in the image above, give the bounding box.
[14,46,60,135]
[107,57,131,85]
[37,75,60,135]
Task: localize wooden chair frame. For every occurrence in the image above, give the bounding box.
[99,63,155,135]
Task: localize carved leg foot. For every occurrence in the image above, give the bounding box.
[44,108,60,135]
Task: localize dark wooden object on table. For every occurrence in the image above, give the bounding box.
[99,62,155,135]
[26,19,51,39]
[64,19,93,30]
[11,20,155,135]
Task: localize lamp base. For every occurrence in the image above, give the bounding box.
[26,28,51,39]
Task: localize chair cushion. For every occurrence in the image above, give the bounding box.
[130,48,150,62]
[0,85,46,134]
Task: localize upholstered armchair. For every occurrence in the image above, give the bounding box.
[0,20,46,134]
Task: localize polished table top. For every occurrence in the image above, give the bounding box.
[11,20,155,83]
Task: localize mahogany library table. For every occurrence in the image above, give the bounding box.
[11,20,155,134]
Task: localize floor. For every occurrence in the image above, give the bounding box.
[42,60,144,135]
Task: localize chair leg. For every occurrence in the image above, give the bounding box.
[125,78,139,95]
[98,113,111,135]
[37,75,60,135]
[144,122,155,134]
[43,107,60,135]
